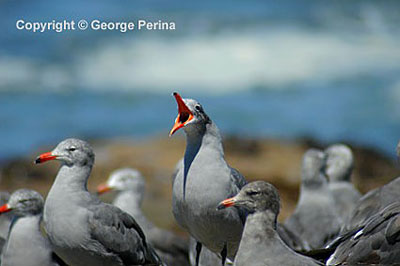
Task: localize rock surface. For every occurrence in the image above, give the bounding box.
[0,136,398,234]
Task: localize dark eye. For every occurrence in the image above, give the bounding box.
[68,147,77,152]
[195,105,201,111]
[247,190,259,196]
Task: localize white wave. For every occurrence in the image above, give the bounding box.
[0,57,38,90]
[1,26,400,94]
[76,28,400,93]
[0,56,71,92]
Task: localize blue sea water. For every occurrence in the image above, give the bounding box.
[0,0,400,160]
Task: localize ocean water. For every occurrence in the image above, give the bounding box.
[0,0,400,160]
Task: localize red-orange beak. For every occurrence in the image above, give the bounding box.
[34,152,57,164]
[97,184,113,195]
[0,204,11,214]
[169,92,194,136]
[217,197,237,210]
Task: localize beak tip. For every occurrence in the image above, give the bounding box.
[217,197,236,210]
[35,152,56,164]
[97,185,112,195]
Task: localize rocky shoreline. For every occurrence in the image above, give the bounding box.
[0,136,398,234]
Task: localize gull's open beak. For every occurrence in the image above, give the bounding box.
[169,92,194,136]
[216,197,237,210]
[34,152,57,164]
[0,204,11,214]
[96,184,112,195]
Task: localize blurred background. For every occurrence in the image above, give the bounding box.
[1,0,400,230]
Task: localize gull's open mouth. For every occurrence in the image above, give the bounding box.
[169,92,194,136]
[179,111,191,124]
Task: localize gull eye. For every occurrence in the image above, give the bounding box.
[19,199,30,205]
[195,105,201,111]
[68,146,77,152]
[247,190,259,196]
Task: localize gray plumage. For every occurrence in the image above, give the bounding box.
[343,141,400,232]
[170,93,246,262]
[188,237,222,266]
[37,138,162,266]
[276,222,311,252]
[217,181,321,266]
[284,149,341,249]
[101,168,190,266]
[325,144,361,224]
[1,189,61,266]
[343,176,400,232]
[327,202,400,265]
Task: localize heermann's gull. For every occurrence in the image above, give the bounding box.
[217,181,322,266]
[284,149,341,249]
[97,168,190,266]
[327,201,400,265]
[35,138,162,266]
[169,92,247,265]
[0,191,11,256]
[325,144,361,224]
[0,189,63,266]
[187,224,308,266]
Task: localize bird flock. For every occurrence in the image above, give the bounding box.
[0,92,399,266]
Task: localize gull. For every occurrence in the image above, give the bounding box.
[35,138,163,266]
[327,202,400,265]
[325,144,361,224]
[169,92,247,265]
[217,181,322,266]
[343,141,400,232]
[0,189,64,266]
[97,168,189,266]
[284,149,341,249]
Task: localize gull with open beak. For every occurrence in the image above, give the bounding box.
[217,181,322,266]
[35,138,163,266]
[169,92,247,265]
